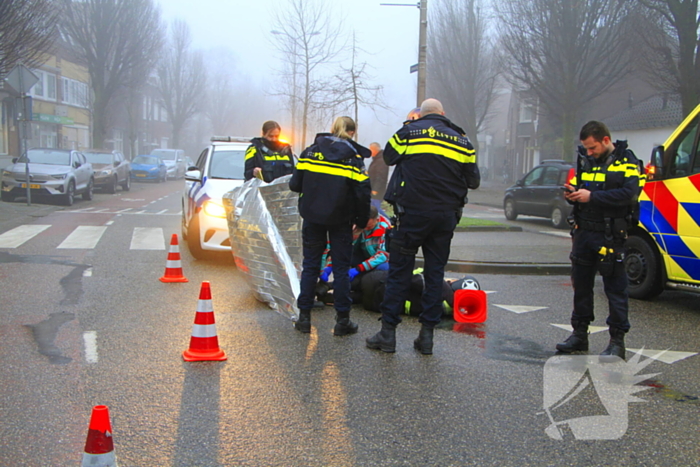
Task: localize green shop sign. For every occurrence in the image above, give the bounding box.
[32,113,75,125]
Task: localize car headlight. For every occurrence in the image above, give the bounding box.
[149,167,159,172]
[203,200,226,218]
[100,169,112,175]
[2,170,10,177]
[51,173,68,180]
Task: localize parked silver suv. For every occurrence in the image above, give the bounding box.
[151,148,186,180]
[84,149,131,193]
[1,148,94,206]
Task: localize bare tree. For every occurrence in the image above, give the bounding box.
[496,0,633,159]
[0,0,58,77]
[63,0,163,148]
[428,0,500,151]
[634,0,700,116]
[271,0,345,148]
[157,19,206,148]
[327,31,388,140]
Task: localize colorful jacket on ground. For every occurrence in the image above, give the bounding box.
[321,215,391,272]
[353,215,391,272]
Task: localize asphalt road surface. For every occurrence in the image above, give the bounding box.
[0,180,698,466]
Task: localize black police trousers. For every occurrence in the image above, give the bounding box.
[570,228,630,332]
[297,220,353,313]
[380,209,457,328]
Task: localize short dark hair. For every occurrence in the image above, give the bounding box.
[580,121,611,142]
[262,120,281,135]
[369,204,378,219]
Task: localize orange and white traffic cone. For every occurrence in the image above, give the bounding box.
[82,405,118,467]
[183,281,227,361]
[453,289,488,324]
[160,234,188,283]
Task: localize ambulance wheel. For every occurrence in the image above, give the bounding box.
[625,235,664,300]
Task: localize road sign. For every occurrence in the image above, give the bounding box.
[410,63,418,73]
[4,65,39,94]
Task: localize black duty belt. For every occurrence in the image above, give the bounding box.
[577,219,606,232]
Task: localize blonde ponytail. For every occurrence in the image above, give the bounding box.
[331,116,356,140]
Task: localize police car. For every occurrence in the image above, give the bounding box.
[182,136,251,259]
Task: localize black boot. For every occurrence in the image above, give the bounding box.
[294,309,311,333]
[366,320,396,353]
[334,312,358,336]
[414,325,434,355]
[555,320,589,353]
[600,327,626,361]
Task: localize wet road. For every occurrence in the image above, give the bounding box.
[0,180,698,466]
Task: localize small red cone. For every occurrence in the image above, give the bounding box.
[183,281,227,361]
[453,289,488,323]
[160,234,188,283]
[82,405,118,466]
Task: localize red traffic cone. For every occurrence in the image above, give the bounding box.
[82,405,118,467]
[160,234,188,283]
[183,281,227,361]
[453,289,488,323]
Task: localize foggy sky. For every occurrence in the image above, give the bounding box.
[158,0,422,147]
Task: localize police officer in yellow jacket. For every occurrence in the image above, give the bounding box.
[244,120,294,183]
[289,116,371,335]
[366,98,480,354]
[556,120,643,360]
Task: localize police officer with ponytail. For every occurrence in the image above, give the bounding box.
[289,116,371,336]
[244,120,294,183]
[556,121,643,360]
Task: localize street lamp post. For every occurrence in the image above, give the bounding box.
[380,1,428,107]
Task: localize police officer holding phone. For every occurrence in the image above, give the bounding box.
[556,121,643,360]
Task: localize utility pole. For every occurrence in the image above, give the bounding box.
[417,0,428,106]
[381,1,428,107]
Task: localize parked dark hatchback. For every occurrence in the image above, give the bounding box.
[503,160,575,229]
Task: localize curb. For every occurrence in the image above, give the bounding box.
[454,225,522,232]
[416,258,570,276]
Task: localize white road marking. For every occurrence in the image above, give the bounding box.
[135,210,147,214]
[57,226,108,249]
[0,225,51,248]
[540,231,571,238]
[493,304,548,314]
[121,198,145,201]
[94,208,110,213]
[83,267,93,277]
[105,220,114,226]
[83,331,98,364]
[116,208,132,213]
[156,209,168,214]
[551,324,608,334]
[130,227,165,250]
[627,348,698,364]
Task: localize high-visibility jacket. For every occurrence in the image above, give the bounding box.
[570,140,644,232]
[244,137,294,183]
[289,133,371,226]
[383,113,480,212]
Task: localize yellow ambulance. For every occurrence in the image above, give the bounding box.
[626,103,700,298]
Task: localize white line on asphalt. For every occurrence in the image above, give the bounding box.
[136,210,146,214]
[57,226,108,249]
[0,224,51,248]
[105,220,114,225]
[156,209,168,214]
[83,331,98,364]
[130,227,165,250]
[117,208,132,213]
[83,267,93,277]
[94,208,110,213]
[540,231,570,238]
[73,207,96,212]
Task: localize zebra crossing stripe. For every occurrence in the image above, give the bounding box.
[57,226,108,249]
[0,224,51,248]
[130,227,165,250]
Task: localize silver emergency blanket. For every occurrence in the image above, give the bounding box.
[222,175,302,320]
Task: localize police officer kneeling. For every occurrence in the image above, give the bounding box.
[366,98,480,354]
[556,121,643,360]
